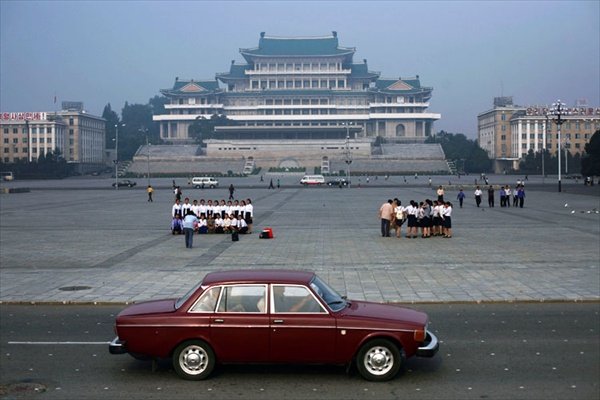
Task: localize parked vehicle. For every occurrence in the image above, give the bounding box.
[109,269,439,381]
[300,175,325,186]
[1,171,14,181]
[192,177,219,188]
[327,178,350,187]
[112,180,137,188]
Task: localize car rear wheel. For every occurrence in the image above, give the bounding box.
[173,340,215,380]
[356,339,403,381]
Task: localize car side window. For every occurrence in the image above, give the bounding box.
[217,285,266,313]
[272,285,325,313]
[189,286,221,312]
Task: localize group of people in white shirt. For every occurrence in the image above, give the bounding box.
[392,198,453,239]
[171,197,254,235]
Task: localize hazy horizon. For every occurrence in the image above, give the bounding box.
[1,0,599,138]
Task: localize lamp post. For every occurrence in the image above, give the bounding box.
[114,123,125,190]
[542,111,548,185]
[564,139,569,175]
[139,127,150,186]
[343,122,353,188]
[549,100,567,192]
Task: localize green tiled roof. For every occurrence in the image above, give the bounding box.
[374,78,428,93]
[160,79,220,96]
[240,33,355,60]
[217,64,249,80]
[350,63,380,79]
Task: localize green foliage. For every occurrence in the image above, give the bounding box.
[426,131,492,173]
[102,97,166,161]
[1,148,72,179]
[189,114,237,145]
[581,130,600,177]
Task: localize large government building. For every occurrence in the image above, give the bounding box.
[1,102,105,171]
[478,97,600,173]
[153,32,441,150]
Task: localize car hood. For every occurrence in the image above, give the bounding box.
[117,299,176,317]
[339,300,428,326]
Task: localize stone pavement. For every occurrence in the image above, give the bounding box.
[0,176,599,304]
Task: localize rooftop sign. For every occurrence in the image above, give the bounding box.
[526,107,600,116]
[1,112,48,121]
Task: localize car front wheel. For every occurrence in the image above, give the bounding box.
[356,339,403,381]
[172,340,215,380]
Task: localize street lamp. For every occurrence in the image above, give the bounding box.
[139,127,150,186]
[549,100,568,192]
[342,122,353,188]
[114,123,125,190]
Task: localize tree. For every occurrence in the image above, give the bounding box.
[189,114,237,145]
[102,103,120,149]
[425,131,492,173]
[581,130,600,177]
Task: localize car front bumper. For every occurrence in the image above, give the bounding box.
[416,330,439,357]
[109,336,127,355]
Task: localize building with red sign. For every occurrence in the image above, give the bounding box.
[1,105,105,168]
[478,97,600,173]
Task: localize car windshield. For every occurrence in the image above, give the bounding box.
[310,275,347,312]
[175,281,203,309]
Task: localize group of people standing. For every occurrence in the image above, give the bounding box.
[379,197,454,239]
[171,197,254,248]
[474,184,525,208]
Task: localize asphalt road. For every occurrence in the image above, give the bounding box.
[1,302,598,400]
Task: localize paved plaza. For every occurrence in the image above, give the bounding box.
[0,175,599,304]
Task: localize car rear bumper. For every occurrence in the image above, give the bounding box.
[109,336,127,354]
[416,330,439,357]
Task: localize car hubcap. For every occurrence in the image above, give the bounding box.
[364,346,393,375]
[180,345,208,375]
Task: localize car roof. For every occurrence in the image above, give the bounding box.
[202,269,315,286]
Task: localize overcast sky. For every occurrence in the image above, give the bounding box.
[1,0,598,137]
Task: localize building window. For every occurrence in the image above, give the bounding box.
[69,118,74,125]
[12,128,18,134]
[32,138,37,143]
[3,128,8,134]
[501,135,506,140]
[3,138,8,143]
[3,148,8,153]
[32,148,37,153]
[12,138,18,144]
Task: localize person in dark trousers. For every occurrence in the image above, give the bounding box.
[474,186,482,207]
[487,185,495,207]
[147,185,154,202]
[517,185,526,208]
[268,179,275,189]
[456,188,465,208]
[277,178,280,189]
[228,184,235,200]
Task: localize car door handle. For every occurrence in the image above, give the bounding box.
[214,319,224,323]
[273,319,284,324]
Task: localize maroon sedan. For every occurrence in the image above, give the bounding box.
[109,270,438,381]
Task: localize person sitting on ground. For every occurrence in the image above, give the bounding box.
[171,215,183,235]
[214,214,224,233]
[236,214,249,234]
[197,214,208,234]
[222,214,232,233]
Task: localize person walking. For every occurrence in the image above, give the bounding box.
[146,185,154,202]
[378,199,394,237]
[487,185,495,208]
[457,188,465,208]
[228,184,235,200]
[182,210,199,248]
[268,179,275,189]
[474,186,482,208]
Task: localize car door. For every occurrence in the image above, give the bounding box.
[269,284,337,363]
[209,284,269,363]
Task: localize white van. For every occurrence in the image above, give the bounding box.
[300,175,325,186]
[1,171,14,181]
[191,177,219,188]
